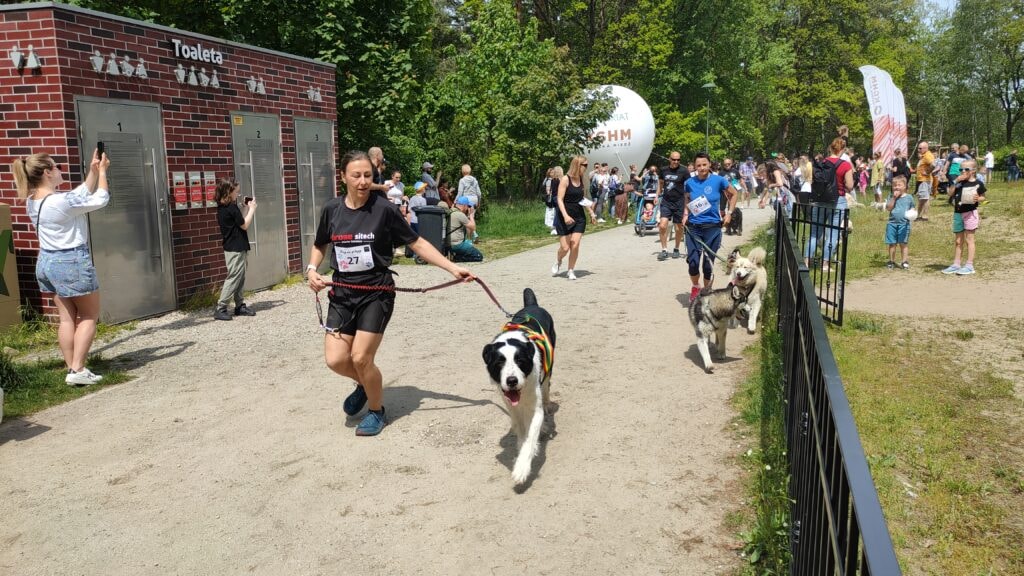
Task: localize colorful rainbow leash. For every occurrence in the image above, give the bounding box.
[501,315,554,379]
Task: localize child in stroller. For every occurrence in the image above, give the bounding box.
[634,190,659,237]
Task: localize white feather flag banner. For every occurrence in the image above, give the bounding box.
[859,65,907,166]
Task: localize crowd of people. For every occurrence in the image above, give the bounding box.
[8,131,1006,436]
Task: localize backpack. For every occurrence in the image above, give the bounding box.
[811,157,841,204]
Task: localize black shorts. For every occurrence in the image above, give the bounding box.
[660,198,685,223]
[555,210,587,235]
[326,288,395,335]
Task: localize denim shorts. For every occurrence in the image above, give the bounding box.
[36,245,99,297]
[885,221,910,245]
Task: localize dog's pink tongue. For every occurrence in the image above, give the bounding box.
[504,389,521,406]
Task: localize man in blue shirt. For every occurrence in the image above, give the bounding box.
[683,152,736,302]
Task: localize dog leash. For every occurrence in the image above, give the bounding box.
[315,276,514,329]
[682,224,729,264]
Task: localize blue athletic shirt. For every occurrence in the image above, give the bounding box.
[684,173,731,225]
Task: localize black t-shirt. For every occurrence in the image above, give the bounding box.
[1007,153,1018,167]
[217,203,249,253]
[890,157,910,180]
[953,180,986,213]
[314,193,419,285]
[660,165,689,203]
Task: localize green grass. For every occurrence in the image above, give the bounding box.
[731,226,791,575]
[828,315,1024,574]
[0,307,136,353]
[843,182,1024,279]
[1,352,132,419]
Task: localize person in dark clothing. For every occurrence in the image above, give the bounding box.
[214,178,257,320]
[1007,149,1019,182]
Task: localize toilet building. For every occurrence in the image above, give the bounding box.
[0,2,338,323]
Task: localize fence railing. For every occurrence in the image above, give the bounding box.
[774,207,902,575]
[787,201,848,326]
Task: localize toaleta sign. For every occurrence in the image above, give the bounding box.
[170,38,224,64]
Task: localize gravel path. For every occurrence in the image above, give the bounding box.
[0,207,773,576]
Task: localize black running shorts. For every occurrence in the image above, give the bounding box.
[326,288,395,335]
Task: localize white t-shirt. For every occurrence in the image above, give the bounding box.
[984,152,995,169]
[27,184,110,251]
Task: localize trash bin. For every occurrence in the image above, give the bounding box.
[0,204,20,330]
[412,205,447,257]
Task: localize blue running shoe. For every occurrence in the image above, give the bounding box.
[356,408,387,436]
[956,264,975,275]
[941,264,960,275]
[343,385,367,416]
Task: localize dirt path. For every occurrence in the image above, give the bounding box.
[0,208,774,576]
[845,273,1024,319]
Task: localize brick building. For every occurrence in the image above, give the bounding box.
[0,2,337,323]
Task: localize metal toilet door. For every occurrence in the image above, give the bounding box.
[294,118,335,268]
[75,98,175,323]
[230,112,286,290]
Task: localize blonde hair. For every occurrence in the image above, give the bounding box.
[801,160,812,183]
[11,153,54,199]
[461,164,471,176]
[567,156,587,180]
[551,166,564,179]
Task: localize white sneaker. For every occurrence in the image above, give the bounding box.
[66,368,102,386]
[616,219,623,225]
[551,262,561,276]
[597,218,606,223]
[567,270,577,280]
[549,229,558,235]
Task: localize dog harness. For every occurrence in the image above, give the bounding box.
[501,315,554,379]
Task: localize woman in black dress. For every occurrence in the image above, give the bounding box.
[550,155,597,280]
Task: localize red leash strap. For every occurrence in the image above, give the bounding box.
[322,277,514,318]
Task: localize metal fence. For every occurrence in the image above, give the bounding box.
[787,201,848,326]
[774,207,902,575]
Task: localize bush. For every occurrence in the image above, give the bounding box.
[0,351,25,392]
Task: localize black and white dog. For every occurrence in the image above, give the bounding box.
[481,288,556,486]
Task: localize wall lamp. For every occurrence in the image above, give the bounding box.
[9,44,41,72]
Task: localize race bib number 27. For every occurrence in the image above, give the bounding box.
[334,244,375,272]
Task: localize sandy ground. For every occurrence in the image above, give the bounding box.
[845,274,1024,319]
[0,208,774,576]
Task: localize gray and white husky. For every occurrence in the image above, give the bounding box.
[688,250,763,373]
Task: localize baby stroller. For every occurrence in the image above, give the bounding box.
[633,191,659,237]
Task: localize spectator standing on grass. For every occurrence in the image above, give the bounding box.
[368,147,390,199]
[14,149,109,386]
[941,160,986,276]
[407,181,427,234]
[984,148,995,183]
[545,166,563,235]
[214,178,258,321]
[890,149,911,187]
[457,164,481,209]
[1006,149,1019,182]
[884,175,915,270]
[870,151,885,205]
[914,141,935,221]
[421,161,439,204]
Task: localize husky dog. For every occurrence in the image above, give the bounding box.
[482,288,556,486]
[725,207,743,235]
[689,254,761,373]
[726,247,768,334]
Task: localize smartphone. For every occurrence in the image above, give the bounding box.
[243,196,253,205]
[96,141,105,158]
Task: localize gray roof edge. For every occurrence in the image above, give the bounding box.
[1,2,337,70]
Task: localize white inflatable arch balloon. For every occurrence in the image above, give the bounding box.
[584,85,656,174]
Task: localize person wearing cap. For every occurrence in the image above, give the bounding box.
[448,196,483,262]
[406,180,427,230]
[421,161,440,203]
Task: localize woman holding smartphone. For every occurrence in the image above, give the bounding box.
[12,148,109,385]
[214,178,257,321]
